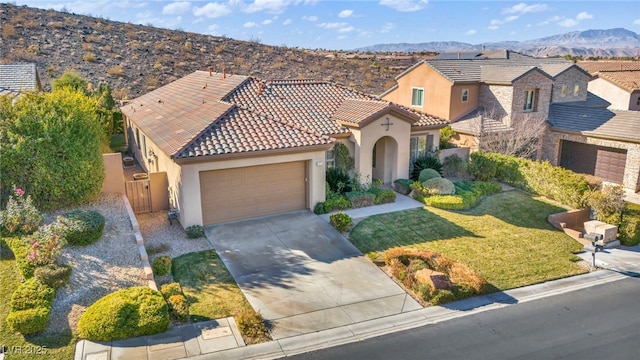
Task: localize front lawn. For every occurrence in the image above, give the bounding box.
[349,191,587,291]
[171,250,270,344]
[0,248,76,360]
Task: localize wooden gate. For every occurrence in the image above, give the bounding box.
[125,180,152,213]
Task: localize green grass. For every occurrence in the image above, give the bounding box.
[108,133,126,153]
[171,250,254,322]
[1,244,76,360]
[349,191,587,291]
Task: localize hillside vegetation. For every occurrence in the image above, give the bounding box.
[0,3,413,99]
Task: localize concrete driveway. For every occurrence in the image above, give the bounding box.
[205,211,421,339]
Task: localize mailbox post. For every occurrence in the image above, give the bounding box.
[583,233,604,268]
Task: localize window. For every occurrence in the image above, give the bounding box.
[142,135,147,159]
[461,89,469,102]
[574,84,580,96]
[411,87,424,107]
[135,128,141,150]
[409,134,435,165]
[636,97,640,106]
[524,89,538,112]
[561,84,567,97]
[326,148,335,169]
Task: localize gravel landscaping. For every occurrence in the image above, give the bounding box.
[46,193,147,334]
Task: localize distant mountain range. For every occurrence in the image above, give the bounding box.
[355,28,640,58]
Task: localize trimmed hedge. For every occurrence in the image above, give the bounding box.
[167,294,189,321]
[152,256,172,276]
[329,212,352,232]
[620,204,640,246]
[423,181,501,210]
[346,191,375,208]
[369,188,397,205]
[468,152,591,208]
[10,278,55,311]
[423,178,456,195]
[34,263,72,290]
[393,179,412,195]
[3,236,36,279]
[185,225,205,239]
[77,286,169,341]
[6,307,51,335]
[418,168,441,183]
[57,210,105,246]
[160,282,183,299]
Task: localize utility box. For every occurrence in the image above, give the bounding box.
[583,220,618,243]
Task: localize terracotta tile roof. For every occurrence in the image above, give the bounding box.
[177,107,333,158]
[595,70,640,92]
[549,103,640,143]
[121,71,248,157]
[577,61,640,74]
[331,98,419,127]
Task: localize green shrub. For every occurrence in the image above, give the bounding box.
[423,177,456,195]
[313,202,327,215]
[0,87,105,210]
[160,282,183,299]
[393,179,412,195]
[34,263,72,290]
[409,181,430,202]
[185,225,205,239]
[439,125,456,149]
[586,185,625,226]
[0,186,42,235]
[77,286,169,341]
[442,154,466,178]
[425,194,473,210]
[329,212,352,232]
[10,278,55,311]
[620,205,640,246]
[370,188,396,205]
[410,154,443,181]
[152,256,172,276]
[25,224,65,266]
[56,210,105,246]
[430,289,457,306]
[236,308,269,343]
[326,168,351,194]
[467,151,498,181]
[3,236,36,279]
[167,294,189,321]
[346,191,375,208]
[324,193,351,212]
[418,168,442,183]
[470,181,502,196]
[6,307,51,334]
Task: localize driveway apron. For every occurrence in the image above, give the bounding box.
[205,210,421,339]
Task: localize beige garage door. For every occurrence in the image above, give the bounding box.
[200,161,307,225]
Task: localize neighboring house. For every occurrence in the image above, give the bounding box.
[382,55,640,192]
[121,70,447,226]
[575,61,640,111]
[0,63,42,97]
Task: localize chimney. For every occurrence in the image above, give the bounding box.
[257,82,264,95]
[209,66,213,76]
[457,52,460,60]
[505,49,509,59]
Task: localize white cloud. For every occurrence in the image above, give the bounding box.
[505,15,519,22]
[381,22,395,33]
[302,15,318,21]
[379,0,428,12]
[537,15,561,26]
[502,2,549,14]
[162,1,191,15]
[558,18,578,27]
[193,2,232,18]
[318,22,347,29]
[338,26,355,33]
[283,18,293,25]
[634,19,640,25]
[465,29,477,35]
[338,9,353,18]
[244,21,257,28]
[576,11,593,20]
[243,0,296,14]
[488,25,499,30]
[262,19,273,25]
[206,24,220,35]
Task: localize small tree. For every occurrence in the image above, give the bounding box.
[0,88,105,210]
[51,70,88,93]
[472,108,547,159]
[587,185,626,225]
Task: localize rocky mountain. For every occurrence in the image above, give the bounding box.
[0,3,410,98]
[357,28,640,58]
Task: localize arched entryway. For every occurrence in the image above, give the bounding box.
[371,136,398,184]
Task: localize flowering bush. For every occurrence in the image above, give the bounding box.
[25,224,65,266]
[0,186,42,235]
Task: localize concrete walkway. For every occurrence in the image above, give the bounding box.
[624,189,640,205]
[320,192,424,221]
[75,195,640,360]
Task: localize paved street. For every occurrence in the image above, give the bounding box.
[290,277,640,360]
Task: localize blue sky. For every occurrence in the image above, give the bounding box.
[10,1,640,50]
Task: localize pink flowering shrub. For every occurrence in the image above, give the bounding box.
[0,186,42,235]
[25,224,65,267]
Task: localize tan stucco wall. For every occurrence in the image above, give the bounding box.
[150,172,169,213]
[588,78,635,110]
[382,63,454,120]
[351,114,412,183]
[450,84,480,121]
[178,151,327,227]
[101,153,125,194]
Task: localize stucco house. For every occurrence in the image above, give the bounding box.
[381,53,640,192]
[576,61,640,111]
[121,70,447,226]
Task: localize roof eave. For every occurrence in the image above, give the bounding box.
[548,127,640,145]
[172,142,336,165]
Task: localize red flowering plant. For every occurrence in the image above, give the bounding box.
[0,185,42,235]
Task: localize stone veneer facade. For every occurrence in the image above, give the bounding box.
[550,67,590,104]
[511,71,553,124]
[541,130,640,191]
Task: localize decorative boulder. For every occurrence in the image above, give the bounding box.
[415,269,452,290]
